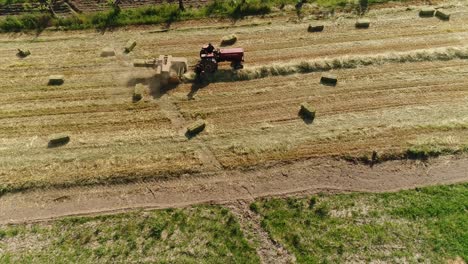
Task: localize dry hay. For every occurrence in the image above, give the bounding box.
[101,47,115,57]
[419,7,435,17]
[48,75,64,85]
[220,34,237,46]
[435,10,450,20]
[320,74,337,86]
[308,24,324,32]
[124,40,137,53]
[185,46,468,83]
[48,134,70,148]
[355,19,370,29]
[186,120,206,136]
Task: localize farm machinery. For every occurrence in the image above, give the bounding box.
[132,43,244,83]
[133,55,188,85]
[195,43,244,78]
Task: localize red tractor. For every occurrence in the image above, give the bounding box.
[195,43,244,79]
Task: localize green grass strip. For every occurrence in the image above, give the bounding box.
[254,183,468,263]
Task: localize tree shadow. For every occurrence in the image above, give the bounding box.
[163,20,173,30]
[97,22,116,35]
[34,27,46,38]
[96,7,120,35]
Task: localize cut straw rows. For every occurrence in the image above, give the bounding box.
[187,46,468,83]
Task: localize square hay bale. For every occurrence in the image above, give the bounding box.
[308,24,324,32]
[299,103,316,120]
[48,75,64,86]
[48,134,70,148]
[419,7,435,17]
[435,10,450,20]
[133,84,145,102]
[124,40,137,53]
[17,49,31,58]
[355,19,370,29]
[186,120,206,136]
[133,59,154,67]
[220,34,237,46]
[100,47,115,57]
[320,74,337,86]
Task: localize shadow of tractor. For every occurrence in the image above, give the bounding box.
[126,73,180,99]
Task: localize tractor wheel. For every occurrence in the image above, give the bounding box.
[202,59,218,73]
[231,61,244,70]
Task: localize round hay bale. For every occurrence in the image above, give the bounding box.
[101,47,115,57]
[220,34,237,46]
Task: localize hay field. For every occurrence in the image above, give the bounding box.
[0,5,467,193]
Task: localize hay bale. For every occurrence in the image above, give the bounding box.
[48,75,64,86]
[435,10,450,20]
[220,34,237,46]
[355,19,370,29]
[133,59,155,67]
[308,24,324,32]
[419,7,435,17]
[186,120,206,136]
[124,40,137,53]
[299,103,316,120]
[133,84,145,102]
[320,74,337,86]
[100,47,115,57]
[48,134,70,148]
[17,49,31,58]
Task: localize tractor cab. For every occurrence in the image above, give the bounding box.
[200,43,216,57]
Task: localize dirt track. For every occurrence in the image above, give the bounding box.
[1,155,467,224]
